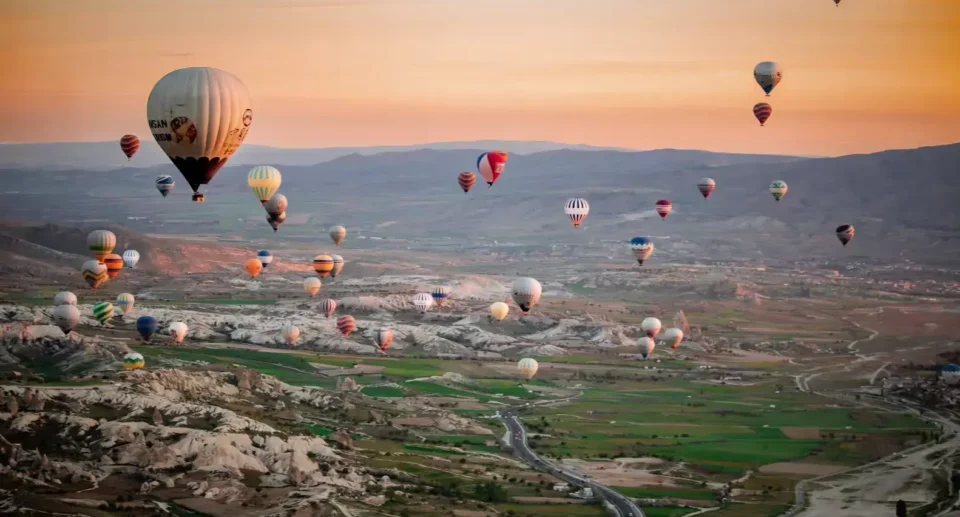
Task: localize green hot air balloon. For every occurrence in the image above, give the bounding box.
[93,302,114,327]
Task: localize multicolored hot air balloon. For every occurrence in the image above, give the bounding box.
[642,317,662,338]
[655,200,672,220]
[54,291,77,307]
[156,175,175,197]
[115,293,135,315]
[247,166,282,205]
[477,151,508,188]
[122,250,140,268]
[93,302,114,327]
[53,305,80,334]
[120,134,140,160]
[940,364,960,385]
[82,260,109,289]
[336,315,356,337]
[639,337,656,359]
[304,277,321,297]
[265,194,288,231]
[123,352,145,370]
[413,293,433,313]
[457,171,476,194]
[267,212,286,231]
[662,328,684,349]
[329,226,346,247]
[103,254,123,279]
[136,315,158,342]
[512,277,542,315]
[320,299,337,318]
[375,328,393,352]
[313,255,334,278]
[490,302,509,322]
[753,102,773,126]
[169,321,188,344]
[629,237,654,266]
[257,250,274,268]
[518,358,538,380]
[330,255,344,279]
[564,198,590,228]
[244,258,263,278]
[769,180,788,202]
[432,286,451,308]
[147,67,252,202]
[281,323,300,347]
[87,230,116,262]
[754,61,783,96]
[698,178,716,199]
[836,224,855,246]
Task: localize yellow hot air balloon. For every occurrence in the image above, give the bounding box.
[490,302,509,322]
[247,166,282,205]
[304,277,322,297]
[313,254,334,278]
[329,226,346,247]
[87,230,117,262]
[245,258,263,278]
[518,358,538,380]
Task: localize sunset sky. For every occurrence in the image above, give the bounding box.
[2,0,958,156]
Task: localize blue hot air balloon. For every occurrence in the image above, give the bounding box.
[136,316,158,342]
[257,250,274,268]
[629,237,655,266]
[155,175,175,197]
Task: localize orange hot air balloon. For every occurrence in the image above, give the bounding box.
[244,258,263,278]
[753,102,772,126]
[336,315,356,337]
[457,171,476,194]
[376,328,393,352]
[313,254,334,278]
[103,254,124,279]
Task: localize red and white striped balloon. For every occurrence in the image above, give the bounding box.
[457,171,476,194]
[120,134,140,160]
[655,199,672,220]
[753,102,773,126]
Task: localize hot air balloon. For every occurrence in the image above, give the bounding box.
[330,255,344,279]
[257,250,274,268]
[267,212,286,231]
[120,134,140,160]
[769,180,788,202]
[698,178,716,199]
[81,260,109,289]
[375,328,393,352]
[564,198,590,228]
[836,224,855,246]
[320,299,337,318]
[54,291,77,307]
[655,200,672,220]
[169,321,188,344]
[639,337,656,359]
[281,323,301,347]
[93,302,114,327]
[265,194,288,231]
[103,254,124,279]
[147,67,252,202]
[245,258,263,278]
[53,305,80,334]
[457,171,476,194]
[413,293,434,313]
[336,315,356,337]
[329,226,346,247]
[518,358,539,380]
[87,230,116,262]
[122,250,140,268]
[247,166,282,205]
[629,237,654,266]
[642,317,662,338]
[512,277,542,315]
[156,175,175,197]
[313,255,334,278]
[136,315,158,342]
[834,0,841,5]
[940,364,960,385]
[754,62,783,96]
[115,293,135,315]
[661,328,684,349]
[432,286,451,308]
[304,277,322,297]
[477,151,508,187]
[753,102,773,126]
[490,302,509,322]
[123,352,145,370]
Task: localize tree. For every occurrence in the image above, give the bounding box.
[896,499,906,517]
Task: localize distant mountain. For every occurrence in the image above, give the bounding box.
[0,140,633,171]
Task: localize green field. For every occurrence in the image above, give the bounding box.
[131,346,324,385]
[360,385,407,397]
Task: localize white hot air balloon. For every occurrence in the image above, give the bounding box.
[168,321,188,344]
[281,323,301,347]
[413,293,434,313]
[53,305,80,334]
[753,61,783,96]
[330,254,345,279]
[122,250,140,268]
[115,293,135,315]
[564,198,590,228]
[661,328,684,349]
[512,277,542,314]
[641,317,662,338]
[54,291,77,307]
[304,277,322,297]
[639,336,656,359]
[147,67,253,202]
[518,358,539,380]
[247,165,282,205]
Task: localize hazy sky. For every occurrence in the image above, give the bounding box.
[2,0,958,156]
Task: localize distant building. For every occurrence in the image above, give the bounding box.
[553,482,570,493]
[572,487,594,499]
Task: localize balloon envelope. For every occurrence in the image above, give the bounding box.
[629,237,654,265]
[120,134,140,159]
[564,198,590,228]
[304,277,322,297]
[698,178,716,199]
[639,337,656,359]
[87,230,116,262]
[512,277,542,314]
[245,258,263,278]
[330,254,345,278]
[122,250,140,268]
[662,328,684,349]
[136,316,158,341]
[329,226,346,247]
[281,323,300,347]
[313,255,334,278]
[518,358,539,380]
[257,250,274,268]
[247,166,282,204]
[432,286,451,307]
[753,102,773,126]
[123,352,145,370]
[156,175,175,197]
[53,305,80,334]
[82,260,109,289]
[477,151,508,187]
[836,224,855,246]
[655,200,672,219]
[413,293,434,313]
[93,302,114,326]
[490,302,509,321]
[169,322,188,344]
[320,299,337,318]
[376,328,394,352]
[54,291,77,307]
[642,317,662,338]
[336,315,356,337]
[457,171,476,193]
[103,254,123,279]
[753,61,783,95]
[115,293,135,314]
[769,180,788,202]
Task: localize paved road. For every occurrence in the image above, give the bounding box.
[500,411,644,517]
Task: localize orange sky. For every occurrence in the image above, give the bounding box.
[2,0,958,156]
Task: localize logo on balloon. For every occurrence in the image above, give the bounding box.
[242,109,253,127]
[170,117,198,144]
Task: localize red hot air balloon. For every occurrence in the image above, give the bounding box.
[103,254,124,279]
[319,298,337,318]
[457,171,476,194]
[655,199,672,220]
[477,151,508,188]
[120,135,140,160]
[336,315,356,337]
[753,102,773,126]
[697,178,716,199]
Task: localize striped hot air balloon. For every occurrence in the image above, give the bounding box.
[92,302,114,327]
[330,254,344,279]
[564,198,590,228]
[122,250,140,268]
[123,352,145,370]
[120,134,140,160]
[136,315,158,342]
[247,166,282,205]
[655,199,672,220]
[413,293,433,313]
[53,305,80,334]
[457,171,476,194]
[103,254,123,279]
[375,328,393,352]
[518,358,538,380]
[156,175,175,197]
[81,260,109,289]
[257,249,273,268]
[320,298,337,318]
[281,323,301,347]
[477,151,508,187]
[769,180,788,202]
[313,255,334,278]
[87,230,116,262]
[836,224,855,246]
[432,286,451,308]
[115,293,135,314]
[753,102,773,126]
[629,237,654,266]
[336,315,356,337]
[697,178,716,199]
